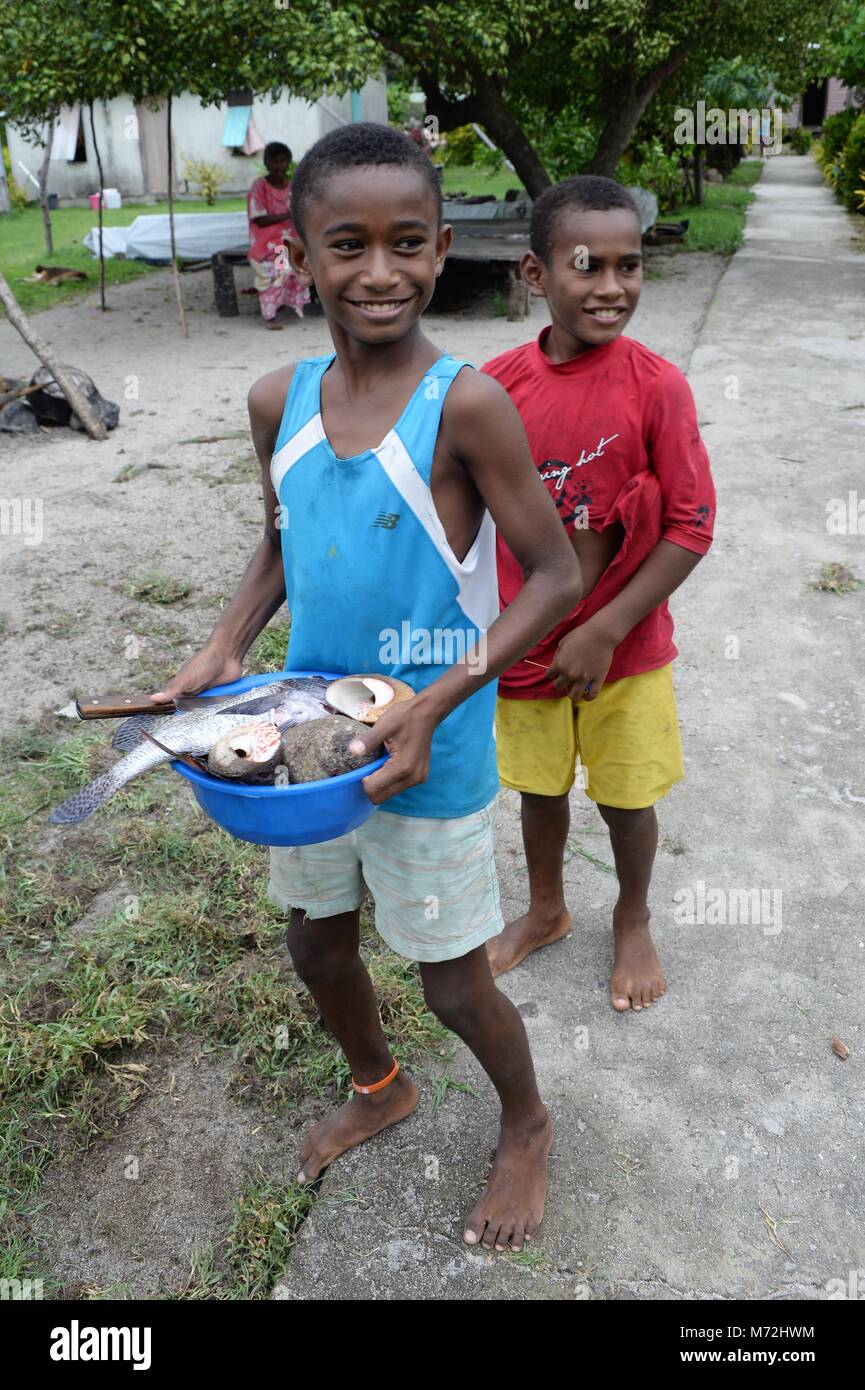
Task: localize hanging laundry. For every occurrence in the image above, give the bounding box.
[52,105,81,162]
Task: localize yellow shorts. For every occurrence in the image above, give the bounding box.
[495,664,684,809]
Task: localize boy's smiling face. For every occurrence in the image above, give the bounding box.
[522,206,643,357]
[287,165,450,344]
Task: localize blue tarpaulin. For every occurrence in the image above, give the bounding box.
[222,106,251,147]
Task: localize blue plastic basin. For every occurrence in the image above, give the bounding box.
[170,670,386,846]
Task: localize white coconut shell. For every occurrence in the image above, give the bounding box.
[325,672,414,724]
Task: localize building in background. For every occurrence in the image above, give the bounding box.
[785,77,858,131]
[5,80,387,203]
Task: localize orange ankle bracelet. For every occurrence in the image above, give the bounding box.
[352,1059,399,1095]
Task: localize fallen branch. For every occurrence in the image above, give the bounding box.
[0,269,108,439]
[0,380,44,408]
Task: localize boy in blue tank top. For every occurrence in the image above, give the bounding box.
[151,125,581,1253]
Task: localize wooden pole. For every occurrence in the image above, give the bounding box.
[0,270,108,440]
[166,96,188,337]
[88,101,106,311]
[39,119,55,255]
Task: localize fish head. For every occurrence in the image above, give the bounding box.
[206,721,283,781]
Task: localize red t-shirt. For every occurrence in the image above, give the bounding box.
[482,328,716,697]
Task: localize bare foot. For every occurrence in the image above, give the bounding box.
[486,908,572,978]
[463,1110,553,1251]
[297,1071,419,1183]
[610,903,666,1012]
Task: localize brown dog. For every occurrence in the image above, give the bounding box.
[31,265,88,284]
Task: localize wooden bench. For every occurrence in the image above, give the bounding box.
[447,219,531,318]
[211,245,250,317]
[211,218,532,320]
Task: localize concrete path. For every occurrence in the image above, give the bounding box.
[272,157,865,1301]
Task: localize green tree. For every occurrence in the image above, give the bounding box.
[831,2,865,94]
[0,0,127,290]
[357,0,845,194]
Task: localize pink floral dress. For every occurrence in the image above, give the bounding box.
[246,176,310,321]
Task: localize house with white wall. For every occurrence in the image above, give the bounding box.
[6,78,388,203]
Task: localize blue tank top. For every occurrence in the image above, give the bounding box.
[270,351,500,819]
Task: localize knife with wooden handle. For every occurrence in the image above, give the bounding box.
[76,693,176,720]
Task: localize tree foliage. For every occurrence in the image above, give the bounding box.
[358,0,847,186]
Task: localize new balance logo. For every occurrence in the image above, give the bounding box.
[373,512,401,530]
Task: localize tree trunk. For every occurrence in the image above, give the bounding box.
[39,120,55,254]
[420,66,551,199]
[0,269,108,439]
[587,47,695,178]
[587,96,645,177]
[693,146,703,206]
[88,101,106,311]
[469,73,552,198]
[166,96,188,338]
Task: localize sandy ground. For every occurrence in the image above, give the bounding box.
[0,248,721,729]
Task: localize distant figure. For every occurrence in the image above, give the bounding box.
[247,141,310,330]
[405,117,431,155]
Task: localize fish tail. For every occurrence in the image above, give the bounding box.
[47,768,129,824]
[48,742,165,825]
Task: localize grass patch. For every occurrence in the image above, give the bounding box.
[125,572,192,606]
[199,451,260,488]
[223,1173,316,1299]
[440,164,524,200]
[0,672,449,1295]
[810,562,863,595]
[666,160,764,254]
[0,197,246,315]
[247,619,291,673]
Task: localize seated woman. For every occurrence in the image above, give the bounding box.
[247,142,310,329]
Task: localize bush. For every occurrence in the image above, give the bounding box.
[618,140,685,213]
[522,106,601,182]
[3,142,30,208]
[819,108,858,166]
[181,154,227,205]
[387,79,415,128]
[785,125,812,154]
[440,123,499,169]
[840,111,865,212]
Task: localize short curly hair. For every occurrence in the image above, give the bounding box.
[530,175,640,263]
[263,141,292,164]
[291,122,442,241]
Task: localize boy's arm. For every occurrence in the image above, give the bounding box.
[548,541,702,700]
[354,371,583,802]
[549,365,715,701]
[150,368,292,703]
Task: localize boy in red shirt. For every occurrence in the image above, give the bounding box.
[483,175,715,1011]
